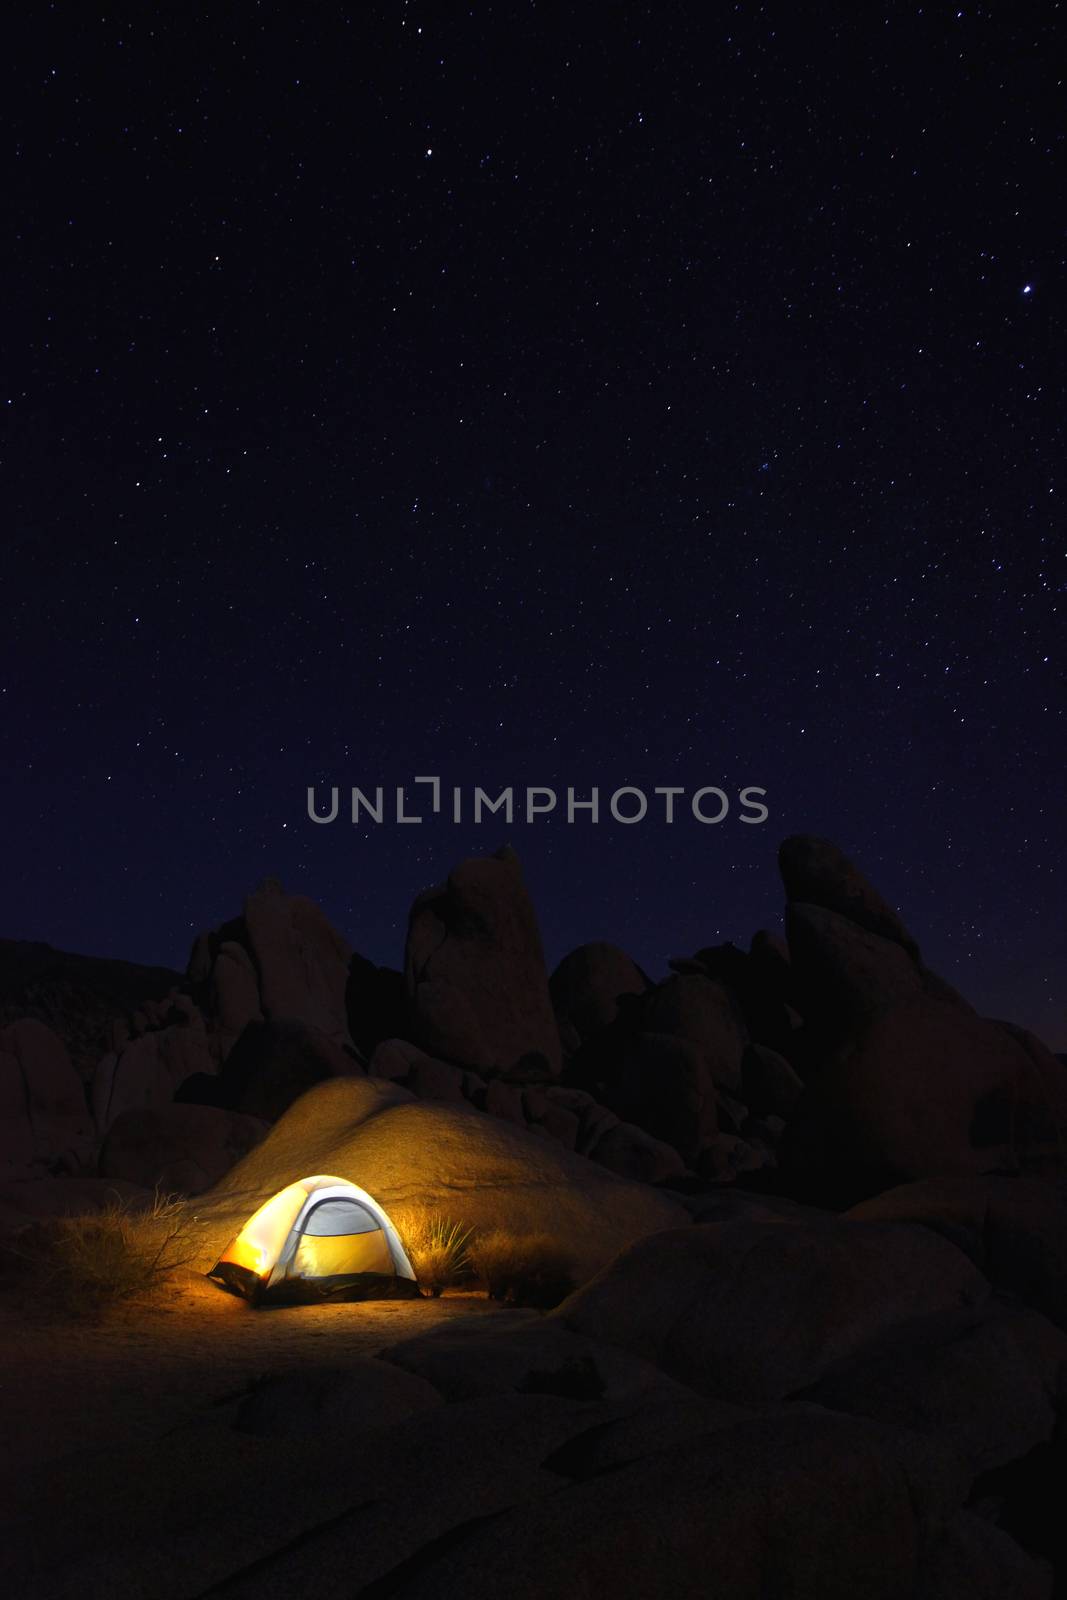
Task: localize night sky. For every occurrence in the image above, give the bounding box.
[4,5,1065,1046]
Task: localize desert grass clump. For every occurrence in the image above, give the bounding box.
[6,1190,198,1315]
[396,1212,476,1297]
[469,1229,575,1309]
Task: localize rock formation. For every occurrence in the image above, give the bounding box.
[404,845,562,1078]
[2,835,1066,1600]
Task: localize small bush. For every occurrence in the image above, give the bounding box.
[469,1229,575,1309]
[396,1212,476,1297]
[5,1190,198,1314]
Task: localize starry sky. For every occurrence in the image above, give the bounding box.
[4,4,1065,1045]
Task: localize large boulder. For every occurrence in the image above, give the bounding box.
[582,1116,687,1183]
[779,834,921,957]
[402,1050,472,1104]
[558,1215,990,1401]
[381,1309,702,1407]
[798,1303,1065,1476]
[3,1385,613,1599]
[779,839,975,1081]
[549,942,647,1046]
[608,1030,718,1164]
[669,940,795,1057]
[7,1382,1042,1600]
[207,1017,364,1122]
[776,838,1067,1198]
[189,1076,686,1283]
[92,1015,217,1133]
[740,1041,803,1118]
[0,938,184,1079]
[242,880,352,1045]
[786,902,931,1034]
[99,1103,268,1194]
[187,882,356,1059]
[639,973,746,1091]
[374,1411,974,1600]
[368,1037,485,1104]
[365,1035,682,1180]
[847,1176,1067,1330]
[573,975,748,1167]
[0,1019,94,1175]
[405,847,562,1078]
[208,940,262,1057]
[232,1358,442,1439]
[535,1083,684,1180]
[783,997,1067,1197]
[917,1512,1053,1600]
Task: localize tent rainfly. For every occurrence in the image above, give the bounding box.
[208,1174,420,1305]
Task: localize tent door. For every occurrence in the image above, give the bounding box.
[287,1197,394,1282]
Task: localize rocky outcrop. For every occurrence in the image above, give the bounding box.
[92,1010,217,1134]
[99,1103,268,1194]
[549,941,647,1053]
[786,901,932,1033]
[208,940,262,1057]
[779,837,972,1056]
[379,1041,474,1103]
[0,939,184,1078]
[242,880,352,1043]
[739,1041,803,1118]
[606,1030,719,1164]
[374,1274,1056,1600]
[362,1033,686,1180]
[405,846,562,1078]
[797,1303,1065,1477]
[191,1075,687,1284]
[186,1017,364,1123]
[558,1215,990,1400]
[366,1414,991,1600]
[0,1019,94,1176]
[380,1307,697,1405]
[777,837,1067,1199]
[2,833,1065,1600]
[847,1176,1067,1331]
[669,939,795,1056]
[4,832,1063,1213]
[233,1358,442,1439]
[563,968,777,1175]
[188,879,355,1058]
[640,972,746,1091]
[778,834,921,958]
[784,998,1067,1194]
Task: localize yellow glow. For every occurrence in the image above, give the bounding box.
[218,1181,307,1278]
[292,1228,392,1279]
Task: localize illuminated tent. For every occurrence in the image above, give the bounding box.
[208,1174,420,1305]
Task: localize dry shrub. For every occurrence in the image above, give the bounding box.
[394,1211,475,1297]
[469,1229,575,1309]
[4,1191,198,1315]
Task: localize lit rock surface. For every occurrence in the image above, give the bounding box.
[190,1075,686,1282]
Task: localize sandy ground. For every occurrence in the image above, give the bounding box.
[0,1269,501,1483]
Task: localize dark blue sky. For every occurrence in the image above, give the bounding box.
[4,4,1064,1044]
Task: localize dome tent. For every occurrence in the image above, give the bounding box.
[208,1174,419,1305]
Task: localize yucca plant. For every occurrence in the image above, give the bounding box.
[396,1212,476,1297]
